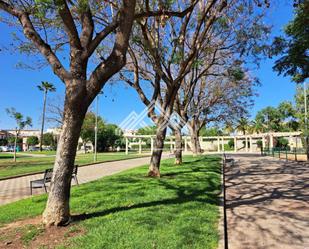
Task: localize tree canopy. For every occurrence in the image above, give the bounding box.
[272,1,309,83]
[27,136,39,146]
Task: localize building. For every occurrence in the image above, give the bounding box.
[0,130,8,140]
[1,129,40,151]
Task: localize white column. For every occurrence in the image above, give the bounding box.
[184,137,188,152]
[249,136,253,152]
[222,137,225,152]
[270,135,274,149]
[245,136,248,152]
[139,138,142,154]
[151,137,154,153]
[262,136,266,148]
[217,138,220,152]
[234,137,237,152]
[170,137,173,152]
[125,137,129,155]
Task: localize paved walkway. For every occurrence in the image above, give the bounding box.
[225,155,309,249]
[0,156,157,206]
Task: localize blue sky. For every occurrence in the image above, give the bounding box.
[0,3,298,130]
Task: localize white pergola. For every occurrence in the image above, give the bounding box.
[124,131,303,155]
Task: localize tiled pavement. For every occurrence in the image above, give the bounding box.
[0,156,157,206]
[225,155,309,249]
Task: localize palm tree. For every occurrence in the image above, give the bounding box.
[6,108,32,162]
[38,82,56,151]
[249,120,265,134]
[236,117,250,135]
[224,122,235,135]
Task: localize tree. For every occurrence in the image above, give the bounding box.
[97,124,122,152]
[27,136,39,146]
[254,102,298,133]
[8,137,23,144]
[137,126,157,135]
[271,1,309,83]
[172,1,269,160]
[236,117,251,135]
[38,81,56,151]
[42,133,57,149]
[80,112,104,153]
[199,127,223,136]
[6,108,32,161]
[0,138,8,146]
[0,0,182,225]
[123,0,232,174]
[80,113,122,152]
[46,95,64,128]
[294,84,309,127]
[0,0,194,225]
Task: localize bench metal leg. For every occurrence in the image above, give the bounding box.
[74,176,79,185]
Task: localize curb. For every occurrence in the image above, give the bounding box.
[0,155,151,181]
[218,157,225,249]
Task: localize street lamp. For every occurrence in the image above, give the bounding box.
[94,91,103,163]
[304,82,308,160]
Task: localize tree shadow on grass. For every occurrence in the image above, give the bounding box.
[71,156,221,223]
[72,193,218,222]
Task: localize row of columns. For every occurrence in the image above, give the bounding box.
[124,134,288,155]
[125,137,190,155]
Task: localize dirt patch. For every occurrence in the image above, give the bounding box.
[0,216,84,249]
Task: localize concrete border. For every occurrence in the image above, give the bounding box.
[0,154,151,181]
[218,157,225,249]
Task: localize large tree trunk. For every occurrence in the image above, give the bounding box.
[190,127,202,157]
[174,127,182,165]
[42,98,87,226]
[148,126,167,177]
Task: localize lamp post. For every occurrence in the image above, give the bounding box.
[94,91,103,162]
[94,95,98,162]
[304,82,308,161]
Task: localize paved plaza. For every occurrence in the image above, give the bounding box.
[0,156,156,206]
[225,155,309,249]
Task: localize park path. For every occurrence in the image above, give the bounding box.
[225,154,309,249]
[0,156,160,206]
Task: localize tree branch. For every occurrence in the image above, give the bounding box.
[0,1,71,82]
[55,0,82,49]
[86,0,136,102]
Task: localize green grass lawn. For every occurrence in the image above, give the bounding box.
[0,153,31,159]
[19,151,57,155]
[0,156,221,249]
[0,152,145,179]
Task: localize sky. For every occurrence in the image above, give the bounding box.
[0,2,299,130]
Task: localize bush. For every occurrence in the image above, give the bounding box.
[277,137,289,148]
[256,140,263,148]
[227,139,234,149]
